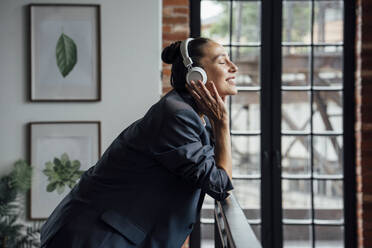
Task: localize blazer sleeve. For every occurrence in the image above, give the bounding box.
[151,108,234,201]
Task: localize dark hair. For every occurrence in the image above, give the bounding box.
[161,37,211,92]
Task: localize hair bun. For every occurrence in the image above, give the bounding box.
[161,41,182,64]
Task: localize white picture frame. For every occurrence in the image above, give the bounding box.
[29,121,101,220]
[29,4,101,101]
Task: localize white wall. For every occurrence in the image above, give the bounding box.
[0,0,162,175]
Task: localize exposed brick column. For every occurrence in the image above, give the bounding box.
[162,0,190,97]
[162,3,191,248]
[356,0,372,247]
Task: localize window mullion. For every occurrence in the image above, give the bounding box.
[260,0,281,247]
[270,0,284,247]
[343,0,357,247]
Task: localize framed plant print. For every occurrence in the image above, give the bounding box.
[28,121,101,220]
[29,4,101,101]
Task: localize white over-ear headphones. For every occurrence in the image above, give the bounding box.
[180,38,207,85]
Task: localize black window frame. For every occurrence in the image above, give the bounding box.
[189,0,356,247]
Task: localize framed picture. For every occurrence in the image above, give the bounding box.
[29,4,101,101]
[28,121,101,220]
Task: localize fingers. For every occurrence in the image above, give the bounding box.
[186,81,209,113]
[186,80,213,110]
[185,82,201,100]
[187,80,222,113]
[210,81,223,102]
[205,81,216,98]
[187,80,206,102]
[197,80,215,103]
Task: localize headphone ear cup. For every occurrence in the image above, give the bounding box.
[186,67,207,85]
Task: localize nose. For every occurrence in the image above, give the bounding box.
[229,61,238,73]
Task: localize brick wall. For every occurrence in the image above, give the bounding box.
[162,0,189,97]
[161,1,191,246]
[356,0,372,247]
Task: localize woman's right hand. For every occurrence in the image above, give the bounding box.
[186,80,233,180]
[185,80,229,126]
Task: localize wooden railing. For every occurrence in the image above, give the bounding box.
[214,193,262,248]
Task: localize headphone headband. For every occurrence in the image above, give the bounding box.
[180,38,194,68]
[180,38,207,85]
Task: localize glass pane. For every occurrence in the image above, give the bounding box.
[231,135,260,175]
[282,46,311,86]
[313,46,343,87]
[282,91,311,132]
[200,196,215,248]
[231,47,261,86]
[315,225,344,248]
[232,1,261,45]
[231,91,260,132]
[314,1,344,44]
[313,136,343,176]
[251,224,262,243]
[314,180,344,221]
[202,193,215,208]
[282,1,312,44]
[232,179,261,220]
[313,91,343,133]
[201,223,214,248]
[282,136,311,176]
[283,225,312,248]
[201,1,230,45]
[282,180,311,220]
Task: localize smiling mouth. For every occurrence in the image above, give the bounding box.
[226,77,236,85]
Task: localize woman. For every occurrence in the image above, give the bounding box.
[40,37,239,248]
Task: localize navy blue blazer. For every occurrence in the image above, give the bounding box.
[40,89,234,248]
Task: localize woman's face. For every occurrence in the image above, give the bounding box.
[199,41,239,98]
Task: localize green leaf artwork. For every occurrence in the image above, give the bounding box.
[42,153,84,195]
[56,33,77,77]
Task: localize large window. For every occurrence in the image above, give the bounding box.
[191,0,355,247]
